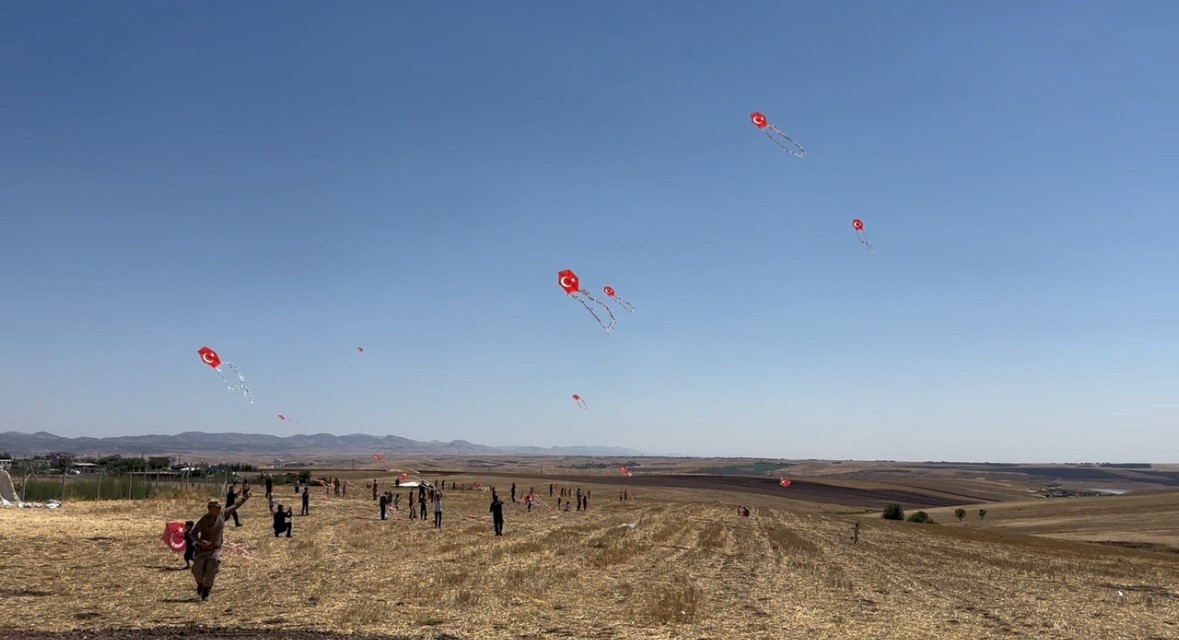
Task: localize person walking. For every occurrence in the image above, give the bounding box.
[190,488,250,601]
[225,483,242,527]
[489,493,504,536]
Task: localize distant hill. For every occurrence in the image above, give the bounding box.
[0,431,647,458]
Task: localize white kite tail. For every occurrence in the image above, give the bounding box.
[856,232,875,253]
[612,297,636,313]
[575,292,617,334]
[218,363,254,404]
[765,126,807,158]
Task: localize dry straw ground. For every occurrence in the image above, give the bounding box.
[1,474,1178,640]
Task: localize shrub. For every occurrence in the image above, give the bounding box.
[881,503,904,521]
[954,508,966,522]
[978,509,987,520]
[907,511,936,524]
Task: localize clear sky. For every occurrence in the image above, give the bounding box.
[1,2,1175,462]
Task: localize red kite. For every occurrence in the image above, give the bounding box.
[852,219,874,252]
[558,269,616,333]
[750,112,806,158]
[162,521,186,554]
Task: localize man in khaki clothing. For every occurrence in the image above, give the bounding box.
[190,487,250,601]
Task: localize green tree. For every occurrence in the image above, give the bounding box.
[954,508,966,522]
[882,503,904,521]
[978,509,987,520]
[907,511,936,524]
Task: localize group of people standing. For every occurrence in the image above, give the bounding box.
[180,473,632,602]
[376,481,443,528]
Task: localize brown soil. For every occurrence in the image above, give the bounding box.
[0,630,462,640]
[514,473,993,508]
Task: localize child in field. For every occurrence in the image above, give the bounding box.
[183,520,196,569]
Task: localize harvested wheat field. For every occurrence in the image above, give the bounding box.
[1,477,1178,640]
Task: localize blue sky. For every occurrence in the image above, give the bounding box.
[1,2,1175,462]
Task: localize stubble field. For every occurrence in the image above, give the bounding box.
[1,473,1177,640]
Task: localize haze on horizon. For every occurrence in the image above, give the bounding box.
[1,3,1175,464]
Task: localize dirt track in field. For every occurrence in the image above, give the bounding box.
[512,473,995,509]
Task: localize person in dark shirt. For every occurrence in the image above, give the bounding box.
[378,493,388,520]
[272,504,293,537]
[225,484,242,527]
[489,493,504,536]
[183,520,196,569]
[264,475,273,500]
[300,486,309,516]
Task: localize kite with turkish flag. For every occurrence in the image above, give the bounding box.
[196,346,253,404]
[162,521,186,554]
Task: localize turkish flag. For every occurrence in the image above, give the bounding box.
[779,479,793,488]
[198,347,221,370]
[557,269,581,295]
[162,521,186,553]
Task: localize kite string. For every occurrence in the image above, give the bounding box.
[765,127,807,158]
[613,297,636,313]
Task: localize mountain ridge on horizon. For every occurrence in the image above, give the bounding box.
[0,430,649,458]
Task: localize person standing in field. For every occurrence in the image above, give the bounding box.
[433,489,443,528]
[379,492,388,520]
[489,493,504,536]
[264,474,273,500]
[510,483,517,503]
[300,486,309,516]
[225,483,242,527]
[190,488,250,601]
[372,479,378,501]
[183,520,196,569]
[408,491,416,520]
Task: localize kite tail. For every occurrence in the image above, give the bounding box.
[765,128,807,158]
[220,363,255,404]
[576,293,616,334]
[614,297,636,313]
[856,233,875,253]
